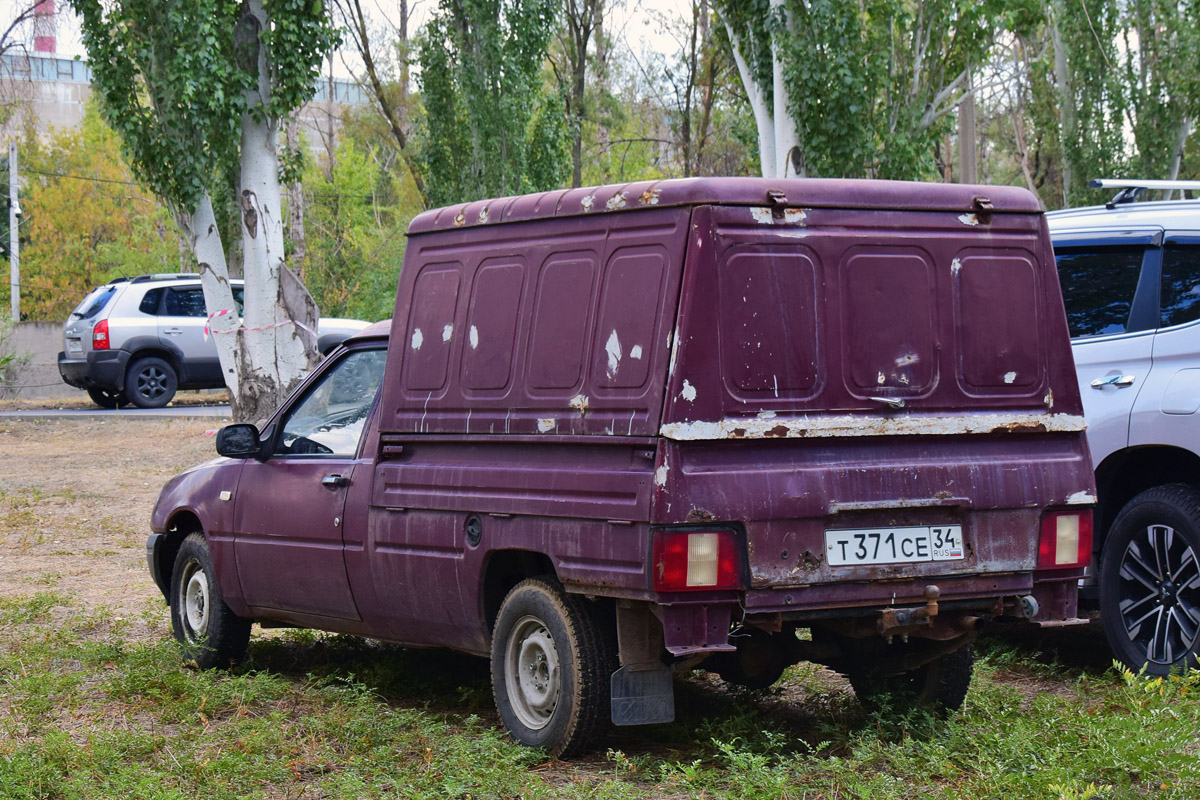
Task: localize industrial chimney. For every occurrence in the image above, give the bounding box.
[33,0,55,54]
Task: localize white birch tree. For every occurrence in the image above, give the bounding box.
[71,0,339,421]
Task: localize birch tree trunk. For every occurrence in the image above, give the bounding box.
[1049,0,1076,206]
[769,0,801,177]
[233,0,319,422]
[187,192,241,399]
[724,20,775,178]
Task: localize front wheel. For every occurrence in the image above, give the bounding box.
[86,387,128,409]
[490,578,616,758]
[169,532,251,669]
[1100,485,1200,674]
[847,642,974,714]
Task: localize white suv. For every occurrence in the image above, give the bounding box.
[1049,179,1200,674]
[58,274,370,408]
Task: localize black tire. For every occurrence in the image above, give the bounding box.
[847,642,974,714]
[491,577,616,758]
[86,387,128,409]
[1099,485,1200,675]
[125,356,178,408]
[169,532,251,669]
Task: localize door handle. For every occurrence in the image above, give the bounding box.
[321,474,350,488]
[163,328,183,335]
[1090,374,1135,389]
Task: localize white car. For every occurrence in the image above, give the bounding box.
[1048,179,1200,674]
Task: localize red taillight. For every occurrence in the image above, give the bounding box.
[1038,510,1093,570]
[92,319,110,350]
[652,529,743,592]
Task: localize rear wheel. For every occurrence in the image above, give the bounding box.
[169,533,251,669]
[125,356,178,408]
[86,387,128,409]
[846,642,974,714]
[1100,485,1200,674]
[490,578,615,758]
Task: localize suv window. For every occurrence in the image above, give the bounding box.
[1054,245,1146,337]
[277,349,387,457]
[139,288,164,315]
[164,287,208,317]
[1160,244,1200,328]
[71,285,118,320]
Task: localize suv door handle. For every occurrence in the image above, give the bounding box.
[321,474,350,488]
[1090,374,1135,388]
[163,328,183,335]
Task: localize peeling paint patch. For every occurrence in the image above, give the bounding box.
[639,187,662,206]
[581,194,596,212]
[1066,491,1097,505]
[1004,371,1017,384]
[757,410,777,419]
[630,344,644,360]
[751,207,774,224]
[1044,389,1054,409]
[453,210,466,227]
[606,192,628,211]
[681,379,697,403]
[410,328,424,350]
[442,324,454,343]
[895,353,919,367]
[478,206,490,224]
[469,325,480,350]
[537,418,556,433]
[667,325,681,378]
[877,372,886,385]
[951,258,963,276]
[660,412,1089,441]
[654,454,670,487]
[958,213,980,226]
[569,394,589,416]
[784,208,807,224]
[605,330,622,378]
[750,207,808,224]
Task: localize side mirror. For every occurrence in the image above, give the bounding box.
[215,423,264,459]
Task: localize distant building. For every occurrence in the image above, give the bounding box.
[0,52,370,147]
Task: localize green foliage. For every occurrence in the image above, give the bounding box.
[416,0,569,206]
[17,105,182,321]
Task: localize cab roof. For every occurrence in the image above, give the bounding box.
[408,177,1043,235]
[1046,199,1200,233]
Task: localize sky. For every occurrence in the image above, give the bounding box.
[0,0,688,75]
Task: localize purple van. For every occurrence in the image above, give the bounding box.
[149,178,1095,756]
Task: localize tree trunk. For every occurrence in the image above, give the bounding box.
[769,0,801,177]
[1049,0,1076,206]
[234,0,319,423]
[186,192,241,400]
[958,71,977,184]
[724,20,775,178]
[286,116,306,280]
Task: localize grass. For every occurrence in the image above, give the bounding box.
[1,594,1198,800]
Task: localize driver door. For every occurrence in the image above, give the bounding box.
[233,348,387,620]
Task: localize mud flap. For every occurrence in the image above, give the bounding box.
[610,665,675,726]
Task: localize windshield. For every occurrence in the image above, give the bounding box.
[70,285,118,320]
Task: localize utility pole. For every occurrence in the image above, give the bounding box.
[9,142,17,323]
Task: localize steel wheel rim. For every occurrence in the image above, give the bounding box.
[181,561,210,642]
[504,615,561,730]
[1117,523,1200,665]
[136,366,168,400]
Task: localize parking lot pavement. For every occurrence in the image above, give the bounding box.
[0,405,232,418]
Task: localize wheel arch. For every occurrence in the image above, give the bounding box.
[480,549,558,640]
[1094,445,1200,551]
[154,510,204,600]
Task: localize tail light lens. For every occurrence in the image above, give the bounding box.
[1038,510,1093,569]
[652,528,743,592]
[92,319,110,350]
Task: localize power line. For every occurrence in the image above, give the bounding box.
[24,168,146,188]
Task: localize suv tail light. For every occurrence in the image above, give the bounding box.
[652,528,743,592]
[92,319,110,351]
[1037,510,1093,570]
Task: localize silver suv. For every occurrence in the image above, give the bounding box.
[58,274,369,408]
[1049,179,1200,674]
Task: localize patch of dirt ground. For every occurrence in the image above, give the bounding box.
[0,417,219,636]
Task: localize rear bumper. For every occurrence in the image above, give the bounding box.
[57,349,130,390]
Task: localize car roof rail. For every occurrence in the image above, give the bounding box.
[1090,178,1200,209]
[128,272,201,283]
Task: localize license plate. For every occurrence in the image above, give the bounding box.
[67,339,82,354]
[825,525,965,566]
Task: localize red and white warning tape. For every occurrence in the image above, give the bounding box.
[204,309,317,342]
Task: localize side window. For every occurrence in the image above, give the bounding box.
[232,287,245,316]
[1160,245,1200,328]
[277,349,387,457]
[1054,246,1146,337]
[164,287,208,317]
[138,288,164,315]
